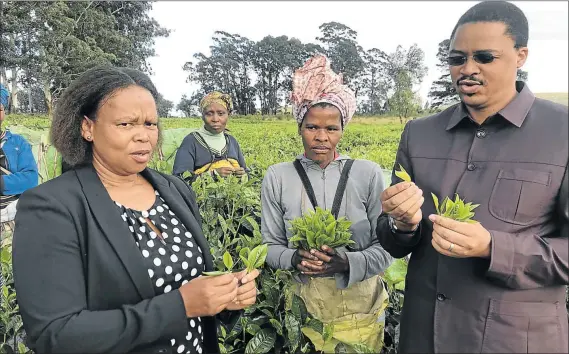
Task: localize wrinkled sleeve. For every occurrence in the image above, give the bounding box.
[376,120,424,258]
[486,163,569,289]
[338,163,394,289]
[261,166,296,270]
[173,134,197,177]
[12,189,188,353]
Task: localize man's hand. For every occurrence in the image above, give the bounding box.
[298,245,349,276]
[381,181,424,231]
[429,214,491,258]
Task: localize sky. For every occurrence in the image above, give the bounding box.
[147,1,568,111]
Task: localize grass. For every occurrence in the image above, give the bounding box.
[535,92,568,106]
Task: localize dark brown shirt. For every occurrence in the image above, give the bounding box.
[377,82,569,353]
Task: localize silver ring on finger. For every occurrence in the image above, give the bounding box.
[447,242,454,252]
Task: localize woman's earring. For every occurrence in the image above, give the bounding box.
[86,136,92,141]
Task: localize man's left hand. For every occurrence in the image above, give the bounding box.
[429,214,492,259]
[299,245,349,276]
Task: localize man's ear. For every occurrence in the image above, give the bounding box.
[516,47,528,68]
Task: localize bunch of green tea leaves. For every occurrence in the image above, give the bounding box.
[289,207,354,250]
[431,193,479,223]
[203,244,268,276]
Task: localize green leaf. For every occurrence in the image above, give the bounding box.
[247,244,268,272]
[432,192,440,215]
[285,313,301,353]
[223,250,234,270]
[269,319,283,335]
[323,322,334,343]
[291,294,308,323]
[239,247,250,266]
[394,164,412,182]
[382,258,408,290]
[306,317,324,335]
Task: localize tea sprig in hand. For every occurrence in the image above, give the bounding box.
[431,193,479,223]
[429,193,491,259]
[202,244,268,277]
[394,164,412,182]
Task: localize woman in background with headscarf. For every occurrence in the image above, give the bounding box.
[260,55,393,352]
[173,92,247,183]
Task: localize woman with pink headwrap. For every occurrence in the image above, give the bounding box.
[260,55,393,352]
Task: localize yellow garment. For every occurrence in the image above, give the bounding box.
[200,91,233,112]
[193,158,240,175]
[295,274,389,353]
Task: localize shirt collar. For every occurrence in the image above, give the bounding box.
[446,81,535,131]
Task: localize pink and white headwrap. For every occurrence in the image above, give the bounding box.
[291,54,356,126]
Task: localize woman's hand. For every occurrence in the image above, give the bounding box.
[292,249,323,273]
[299,245,349,276]
[215,167,235,177]
[179,273,239,318]
[226,269,260,310]
[233,167,246,176]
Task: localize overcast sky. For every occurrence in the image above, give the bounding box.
[148,1,568,108]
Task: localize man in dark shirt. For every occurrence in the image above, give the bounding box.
[376,1,568,353]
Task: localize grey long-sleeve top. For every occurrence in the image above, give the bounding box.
[261,154,393,289]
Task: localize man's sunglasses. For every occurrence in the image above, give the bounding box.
[447,52,497,66]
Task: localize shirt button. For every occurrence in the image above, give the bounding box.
[467,163,476,171]
[476,129,487,138]
[437,293,447,301]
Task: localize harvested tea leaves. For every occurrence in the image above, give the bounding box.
[289,207,354,250]
[431,192,479,223]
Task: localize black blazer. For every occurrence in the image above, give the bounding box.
[12,165,232,354]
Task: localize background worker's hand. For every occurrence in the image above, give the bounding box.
[215,166,235,177]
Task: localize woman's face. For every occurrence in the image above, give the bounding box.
[82,85,159,176]
[300,105,343,164]
[0,104,5,124]
[202,102,229,134]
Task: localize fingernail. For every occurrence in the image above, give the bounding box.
[310,249,315,254]
[242,276,248,283]
[429,215,436,222]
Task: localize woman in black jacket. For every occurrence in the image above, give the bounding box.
[12,66,259,354]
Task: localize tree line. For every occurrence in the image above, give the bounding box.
[1,2,527,119]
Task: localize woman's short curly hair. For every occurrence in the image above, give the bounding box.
[51,65,161,167]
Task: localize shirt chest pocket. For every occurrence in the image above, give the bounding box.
[489,168,552,225]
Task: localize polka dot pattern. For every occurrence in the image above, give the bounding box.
[115,190,204,353]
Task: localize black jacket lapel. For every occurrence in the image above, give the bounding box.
[140,169,214,272]
[74,165,155,300]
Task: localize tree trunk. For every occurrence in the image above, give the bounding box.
[42,79,52,116]
[9,68,18,113]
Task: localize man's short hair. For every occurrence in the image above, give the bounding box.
[450,1,529,48]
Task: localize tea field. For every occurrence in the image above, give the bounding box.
[3,115,404,184]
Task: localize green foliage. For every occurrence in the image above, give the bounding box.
[289,207,354,250]
[431,193,479,223]
[1,242,32,353]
